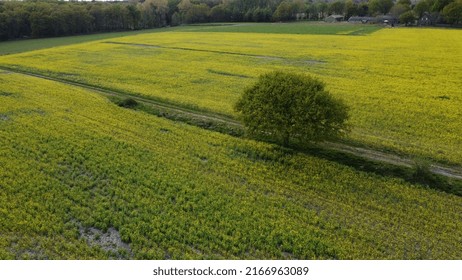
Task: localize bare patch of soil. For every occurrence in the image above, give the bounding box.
[79,226,132,259]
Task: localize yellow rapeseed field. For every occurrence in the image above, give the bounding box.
[1,71,462,259]
[0,28,461,164]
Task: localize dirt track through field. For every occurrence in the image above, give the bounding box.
[2,66,462,180]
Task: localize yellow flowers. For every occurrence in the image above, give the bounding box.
[1,28,461,164]
[1,27,461,259]
[1,71,462,259]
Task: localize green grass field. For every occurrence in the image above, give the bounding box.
[1,23,462,260]
[182,22,382,35]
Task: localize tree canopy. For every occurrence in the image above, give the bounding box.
[1,0,460,41]
[369,0,394,15]
[442,1,462,24]
[235,71,349,147]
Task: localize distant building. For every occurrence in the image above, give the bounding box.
[348,16,377,24]
[296,13,307,21]
[325,15,344,23]
[419,12,434,26]
[376,15,398,25]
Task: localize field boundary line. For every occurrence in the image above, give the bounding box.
[104,41,326,64]
[104,41,287,59]
[2,65,462,181]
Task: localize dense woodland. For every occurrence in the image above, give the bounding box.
[0,0,461,40]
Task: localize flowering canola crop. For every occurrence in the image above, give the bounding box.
[1,71,462,259]
[1,28,460,164]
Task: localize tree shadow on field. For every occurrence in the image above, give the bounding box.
[240,135,462,197]
[107,95,461,197]
[292,142,462,197]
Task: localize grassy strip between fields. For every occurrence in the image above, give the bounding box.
[181,22,383,35]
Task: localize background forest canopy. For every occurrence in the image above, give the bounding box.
[0,0,461,40]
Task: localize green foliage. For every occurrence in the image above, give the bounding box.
[412,0,460,23]
[442,1,462,24]
[235,71,349,147]
[0,1,143,41]
[411,159,441,186]
[399,10,416,25]
[117,98,139,108]
[397,0,412,6]
[328,1,346,15]
[414,1,430,17]
[210,4,232,22]
[431,0,456,13]
[390,3,411,18]
[0,0,459,43]
[273,1,294,21]
[369,0,394,15]
[184,4,211,24]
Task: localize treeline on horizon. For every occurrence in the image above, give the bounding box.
[0,0,461,41]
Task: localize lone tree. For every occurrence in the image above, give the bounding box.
[235,71,349,147]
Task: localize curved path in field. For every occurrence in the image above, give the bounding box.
[2,66,462,180]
